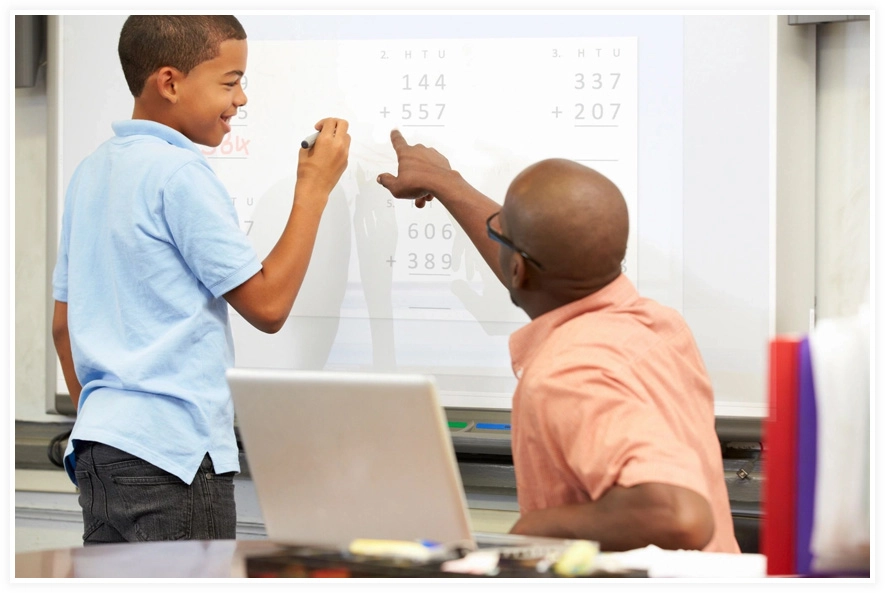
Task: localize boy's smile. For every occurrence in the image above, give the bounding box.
[170,39,248,147]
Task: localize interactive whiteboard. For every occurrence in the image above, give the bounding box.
[50,14,773,416]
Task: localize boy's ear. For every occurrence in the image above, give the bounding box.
[153,66,183,104]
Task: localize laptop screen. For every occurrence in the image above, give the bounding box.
[227,368,475,549]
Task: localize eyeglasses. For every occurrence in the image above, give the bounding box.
[485,211,545,271]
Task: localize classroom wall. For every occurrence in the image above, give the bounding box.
[14,69,57,423]
[13,17,872,422]
[815,20,871,320]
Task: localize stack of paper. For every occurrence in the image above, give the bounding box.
[807,304,870,574]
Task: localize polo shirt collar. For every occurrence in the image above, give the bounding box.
[111,119,208,160]
[509,273,639,378]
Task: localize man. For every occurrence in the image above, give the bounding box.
[377,130,739,553]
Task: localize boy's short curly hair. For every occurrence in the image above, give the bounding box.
[118,15,247,97]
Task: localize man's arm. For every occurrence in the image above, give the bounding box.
[224,118,350,333]
[51,300,82,409]
[376,129,507,284]
[509,482,715,552]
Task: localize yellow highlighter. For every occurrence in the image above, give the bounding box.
[348,539,457,563]
[552,540,600,577]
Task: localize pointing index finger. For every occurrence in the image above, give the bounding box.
[389,129,407,152]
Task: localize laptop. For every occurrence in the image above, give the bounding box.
[227,367,479,550]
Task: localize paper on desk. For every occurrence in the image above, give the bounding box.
[808,303,871,574]
[441,550,501,575]
[595,545,766,578]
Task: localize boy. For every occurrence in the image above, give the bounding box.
[51,15,350,544]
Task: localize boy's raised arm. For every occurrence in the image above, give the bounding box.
[223,118,351,333]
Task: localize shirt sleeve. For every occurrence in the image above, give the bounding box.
[161,160,262,298]
[537,367,711,502]
[51,177,75,303]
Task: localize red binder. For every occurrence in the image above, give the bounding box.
[761,337,801,576]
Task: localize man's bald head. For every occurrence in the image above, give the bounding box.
[501,159,628,295]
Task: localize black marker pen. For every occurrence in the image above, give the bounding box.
[301,131,320,149]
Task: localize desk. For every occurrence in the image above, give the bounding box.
[15,540,284,578]
[15,539,588,579]
[15,539,768,579]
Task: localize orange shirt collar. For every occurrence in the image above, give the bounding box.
[509,273,638,377]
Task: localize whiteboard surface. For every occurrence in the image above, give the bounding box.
[51,14,772,416]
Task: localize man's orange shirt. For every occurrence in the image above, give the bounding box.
[509,274,740,553]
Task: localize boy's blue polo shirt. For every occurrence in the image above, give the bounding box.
[53,120,262,485]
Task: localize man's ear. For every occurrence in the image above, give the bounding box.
[510,253,528,289]
[153,67,182,104]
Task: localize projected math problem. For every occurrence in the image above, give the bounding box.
[213,37,638,326]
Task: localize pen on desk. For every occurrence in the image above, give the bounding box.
[301,131,320,149]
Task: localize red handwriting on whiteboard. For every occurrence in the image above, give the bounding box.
[201,133,251,158]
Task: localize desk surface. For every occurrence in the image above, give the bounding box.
[15,540,286,578]
[16,538,769,579]
[15,539,593,579]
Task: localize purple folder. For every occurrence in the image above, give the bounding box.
[795,337,817,574]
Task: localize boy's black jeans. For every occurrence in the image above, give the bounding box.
[73,441,236,544]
